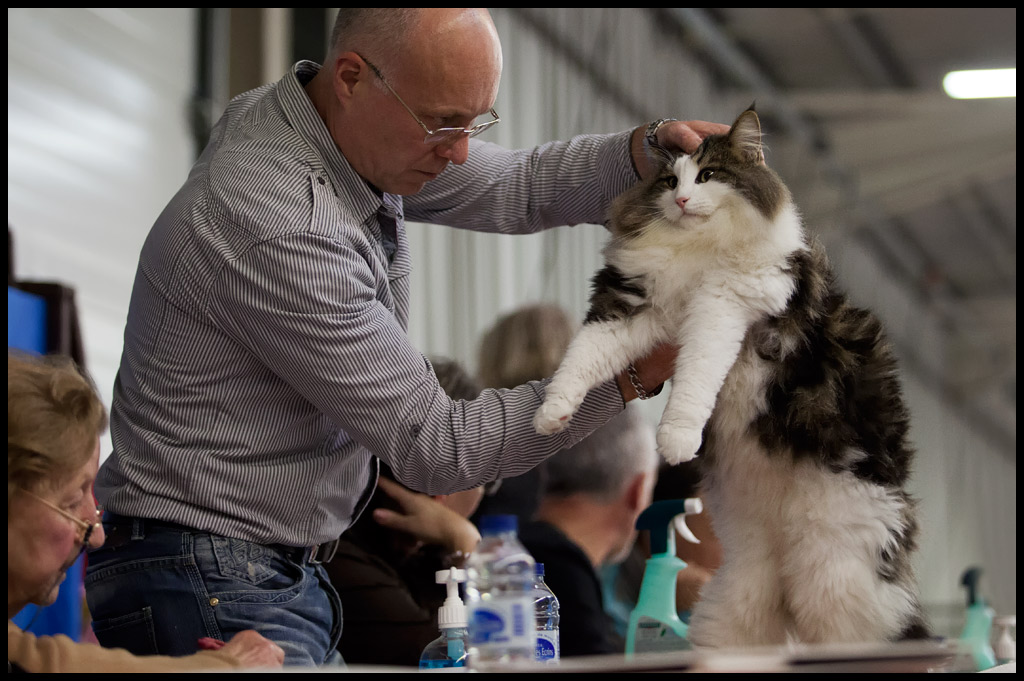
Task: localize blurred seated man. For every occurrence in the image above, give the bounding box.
[519,405,659,657]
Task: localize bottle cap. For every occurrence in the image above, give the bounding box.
[536,563,545,577]
[479,514,518,534]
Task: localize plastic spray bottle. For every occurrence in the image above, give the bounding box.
[419,567,469,669]
[959,566,997,671]
[625,498,703,656]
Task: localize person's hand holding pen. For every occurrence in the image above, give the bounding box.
[197,630,284,668]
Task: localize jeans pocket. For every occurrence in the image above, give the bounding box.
[210,536,277,586]
[90,606,160,656]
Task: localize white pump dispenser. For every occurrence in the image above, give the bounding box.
[436,567,467,630]
[419,568,469,669]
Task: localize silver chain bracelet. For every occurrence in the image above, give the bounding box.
[627,364,662,400]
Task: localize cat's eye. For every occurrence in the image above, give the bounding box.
[662,175,678,189]
[696,169,715,184]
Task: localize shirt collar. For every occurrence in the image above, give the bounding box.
[276,60,389,224]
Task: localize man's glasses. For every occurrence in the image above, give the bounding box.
[23,489,102,557]
[358,53,500,146]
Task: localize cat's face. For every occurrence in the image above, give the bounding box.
[610,109,789,241]
[652,153,736,224]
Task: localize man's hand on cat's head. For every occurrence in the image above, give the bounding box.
[631,120,731,181]
[662,120,731,155]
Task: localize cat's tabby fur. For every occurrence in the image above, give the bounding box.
[534,108,928,645]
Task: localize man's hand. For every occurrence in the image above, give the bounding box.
[616,342,678,403]
[631,119,731,180]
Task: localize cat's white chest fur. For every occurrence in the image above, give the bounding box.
[534,192,805,464]
[611,200,804,319]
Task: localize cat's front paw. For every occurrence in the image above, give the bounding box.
[533,398,577,435]
[656,426,703,464]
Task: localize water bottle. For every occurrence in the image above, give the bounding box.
[465,515,537,667]
[533,563,560,664]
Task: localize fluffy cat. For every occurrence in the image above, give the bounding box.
[533,108,928,645]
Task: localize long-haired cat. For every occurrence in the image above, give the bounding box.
[533,108,928,645]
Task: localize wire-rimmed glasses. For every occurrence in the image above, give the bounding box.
[358,53,500,146]
[22,489,103,557]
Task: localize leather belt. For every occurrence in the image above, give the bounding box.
[303,538,340,566]
[275,538,340,566]
[101,514,340,565]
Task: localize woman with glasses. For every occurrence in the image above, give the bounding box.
[8,351,285,672]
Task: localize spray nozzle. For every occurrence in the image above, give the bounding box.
[962,566,983,608]
[636,498,704,556]
[673,498,703,546]
[435,567,467,629]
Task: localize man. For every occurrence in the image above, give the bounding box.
[85,8,727,666]
[519,406,660,657]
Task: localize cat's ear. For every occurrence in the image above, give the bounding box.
[728,108,765,165]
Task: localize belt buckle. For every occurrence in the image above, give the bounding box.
[309,538,339,565]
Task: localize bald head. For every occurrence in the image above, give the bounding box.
[382,8,501,108]
[328,9,419,64]
[329,9,501,83]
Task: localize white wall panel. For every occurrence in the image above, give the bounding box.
[8,8,196,461]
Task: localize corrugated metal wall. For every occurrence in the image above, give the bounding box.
[8,7,197,463]
[7,7,1013,632]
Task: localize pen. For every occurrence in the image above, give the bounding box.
[197,637,227,650]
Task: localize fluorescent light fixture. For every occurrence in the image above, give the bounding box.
[943,68,1016,99]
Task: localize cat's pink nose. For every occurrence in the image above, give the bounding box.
[676,197,689,210]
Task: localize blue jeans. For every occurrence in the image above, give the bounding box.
[84,515,342,667]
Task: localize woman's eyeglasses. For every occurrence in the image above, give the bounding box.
[22,489,102,557]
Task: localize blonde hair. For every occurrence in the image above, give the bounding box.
[477,304,576,389]
[8,352,107,508]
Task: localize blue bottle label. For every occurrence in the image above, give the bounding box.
[469,598,535,649]
[536,631,559,662]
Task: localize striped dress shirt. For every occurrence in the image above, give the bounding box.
[95,61,640,547]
